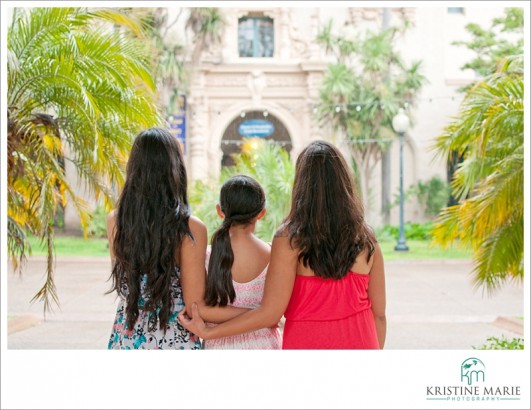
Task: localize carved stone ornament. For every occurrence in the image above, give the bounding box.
[362,8,383,21]
[286,9,309,59]
[394,7,416,26]
[248,70,267,103]
[348,8,363,24]
[206,75,248,87]
[266,75,307,87]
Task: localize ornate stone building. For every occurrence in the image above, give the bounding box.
[185,8,326,182]
[177,6,507,226]
[59,6,510,229]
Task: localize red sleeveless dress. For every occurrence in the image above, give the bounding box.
[282,272,380,349]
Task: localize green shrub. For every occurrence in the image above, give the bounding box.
[189,140,294,242]
[406,222,434,240]
[407,176,451,217]
[472,336,524,350]
[87,204,108,238]
[54,205,65,230]
[375,224,398,241]
[375,222,434,241]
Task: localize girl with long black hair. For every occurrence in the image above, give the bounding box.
[107,127,245,349]
[202,175,281,349]
[179,140,386,349]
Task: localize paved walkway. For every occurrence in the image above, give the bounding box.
[6,256,524,349]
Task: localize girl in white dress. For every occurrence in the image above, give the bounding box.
[202,175,281,349]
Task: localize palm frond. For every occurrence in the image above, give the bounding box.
[431,55,523,292]
[7,6,162,313]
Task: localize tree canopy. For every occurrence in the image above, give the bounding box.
[7,7,162,310]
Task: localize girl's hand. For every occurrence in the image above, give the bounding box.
[178,303,209,339]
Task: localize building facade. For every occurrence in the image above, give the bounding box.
[61,5,509,230]
[179,6,507,227]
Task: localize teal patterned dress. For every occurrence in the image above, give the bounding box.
[108,267,201,350]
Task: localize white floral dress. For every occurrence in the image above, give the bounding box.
[204,264,281,350]
[108,268,201,350]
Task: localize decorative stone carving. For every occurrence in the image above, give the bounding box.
[347,7,415,27]
[189,96,206,134]
[306,72,323,90]
[279,8,291,60]
[348,8,363,24]
[206,75,248,87]
[201,42,223,64]
[306,71,324,100]
[266,75,307,87]
[248,70,267,104]
[362,8,382,21]
[287,9,309,59]
[308,9,321,60]
[394,7,416,26]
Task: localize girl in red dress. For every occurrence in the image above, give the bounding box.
[179,140,386,349]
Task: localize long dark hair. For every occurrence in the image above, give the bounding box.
[108,127,192,331]
[284,140,376,279]
[205,175,266,307]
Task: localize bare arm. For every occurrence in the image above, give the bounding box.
[368,243,386,349]
[179,216,249,324]
[196,303,250,324]
[106,210,117,265]
[179,234,298,339]
[179,216,207,312]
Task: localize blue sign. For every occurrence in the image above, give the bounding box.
[168,115,186,154]
[167,95,186,153]
[238,119,275,138]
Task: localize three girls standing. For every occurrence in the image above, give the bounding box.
[107,127,386,350]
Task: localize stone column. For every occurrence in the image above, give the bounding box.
[207,147,223,180]
[188,134,207,181]
[187,68,209,182]
[222,9,238,62]
[187,88,209,181]
[308,8,321,60]
[279,8,291,60]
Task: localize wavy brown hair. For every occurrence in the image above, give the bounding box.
[205,175,266,307]
[108,127,192,332]
[284,140,376,279]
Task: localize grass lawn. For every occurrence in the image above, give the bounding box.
[27,235,472,261]
[28,235,110,257]
[379,240,472,261]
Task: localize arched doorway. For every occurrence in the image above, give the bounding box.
[220,110,292,166]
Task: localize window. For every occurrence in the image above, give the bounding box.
[238,17,274,58]
[447,7,464,14]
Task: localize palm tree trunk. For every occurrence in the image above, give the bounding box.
[192,37,205,65]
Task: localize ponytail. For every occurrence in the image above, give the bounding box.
[204,219,236,307]
[204,175,266,307]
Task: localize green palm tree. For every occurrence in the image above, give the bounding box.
[186,8,226,64]
[123,7,226,115]
[127,7,187,116]
[189,140,294,242]
[431,55,523,293]
[452,8,523,91]
[317,21,426,213]
[7,7,162,311]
